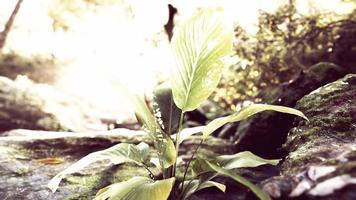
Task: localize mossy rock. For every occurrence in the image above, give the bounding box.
[231,62,346,158]
[0,128,237,199]
[261,74,356,200]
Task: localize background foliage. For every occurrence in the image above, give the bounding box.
[0,0,355,116]
[211,0,356,111]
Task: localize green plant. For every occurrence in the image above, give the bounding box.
[48,8,307,200]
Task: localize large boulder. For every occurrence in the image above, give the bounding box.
[261,74,356,199]
[231,62,347,157]
[0,75,111,132]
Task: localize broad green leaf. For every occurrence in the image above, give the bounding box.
[157,135,177,168]
[171,126,205,144]
[117,83,158,137]
[153,83,182,134]
[48,143,150,192]
[207,161,271,200]
[132,94,176,168]
[118,85,177,168]
[199,180,225,193]
[181,179,225,199]
[132,94,158,136]
[151,156,184,171]
[215,151,280,169]
[94,177,175,200]
[170,8,233,112]
[203,104,308,138]
[192,157,213,176]
[193,158,271,200]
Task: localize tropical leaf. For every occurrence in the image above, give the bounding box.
[133,95,176,169]
[170,8,233,112]
[198,180,225,193]
[181,179,225,199]
[192,158,271,200]
[215,151,280,169]
[192,157,213,176]
[116,83,159,137]
[206,161,271,200]
[153,83,182,134]
[203,104,308,138]
[132,94,158,136]
[94,177,175,200]
[171,126,205,144]
[157,135,177,168]
[118,84,177,169]
[48,142,150,192]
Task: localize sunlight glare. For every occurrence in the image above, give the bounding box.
[1,0,354,120]
[296,0,355,15]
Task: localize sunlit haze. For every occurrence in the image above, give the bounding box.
[0,0,353,119]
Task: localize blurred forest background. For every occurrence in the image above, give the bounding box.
[1,1,356,199]
[0,0,355,128]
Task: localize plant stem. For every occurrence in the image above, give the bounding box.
[180,139,203,192]
[179,178,195,200]
[143,164,155,180]
[173,112,184,177]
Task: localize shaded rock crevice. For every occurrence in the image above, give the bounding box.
[231,62,347,158]
[261,74,356,200]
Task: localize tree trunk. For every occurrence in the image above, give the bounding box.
[0,0,24,50]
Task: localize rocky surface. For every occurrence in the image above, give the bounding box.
[0,128,240,200]
[261,74,356,199]
[0,75,114,133]
[0,129,146,200]
[2,69,354,200]
[231,62,347,157]
[0,53,58,84]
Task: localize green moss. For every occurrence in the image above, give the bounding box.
[64,170,113,200]
[16,167,32,175]
[11,144,57,159]
[301,127,320,138]
[288,141,315,165]
[65,174,102,190]
[111,164,150,183]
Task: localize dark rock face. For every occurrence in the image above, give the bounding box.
[261,74,356,199]
[232,62,347,158]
